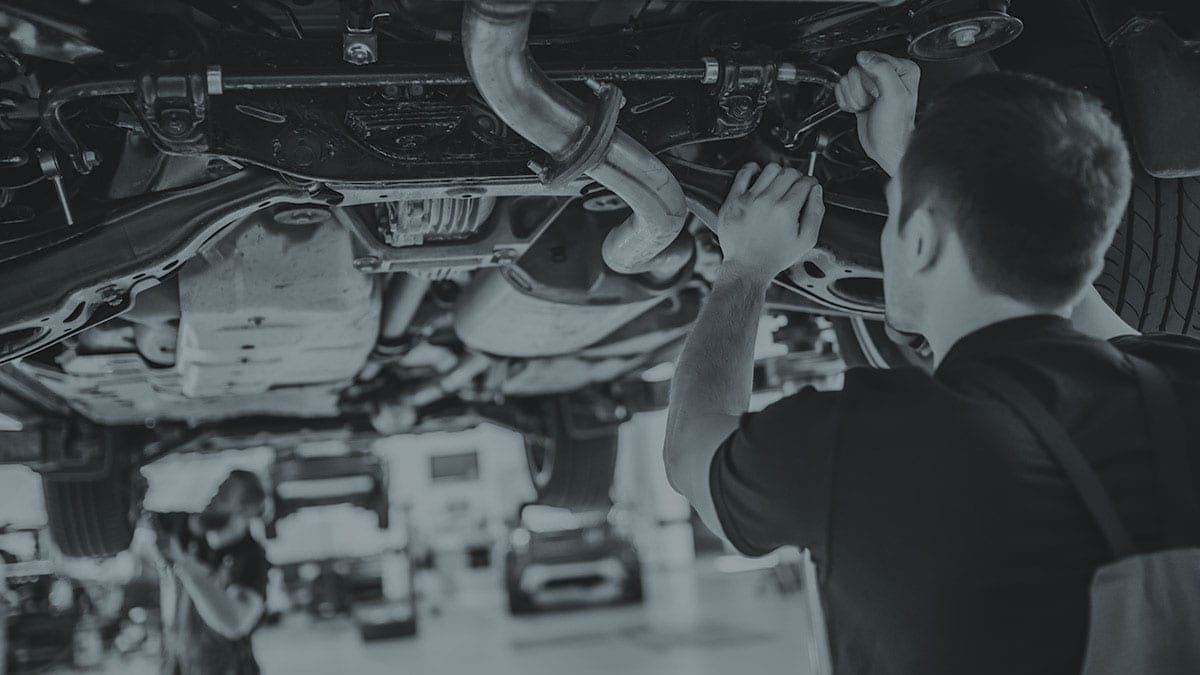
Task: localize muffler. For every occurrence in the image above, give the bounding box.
[462,0,690,275]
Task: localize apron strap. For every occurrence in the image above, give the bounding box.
[981,372,1135,558]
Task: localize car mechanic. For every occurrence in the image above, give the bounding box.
[663,50,1200,674]
[152,469,271,675]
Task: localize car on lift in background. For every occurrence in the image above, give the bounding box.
[0,0,1197,558]
[265,447,418,640]
[0,526,100,672]
[504,504,643,615]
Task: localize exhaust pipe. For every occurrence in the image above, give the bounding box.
[462,0,689,275]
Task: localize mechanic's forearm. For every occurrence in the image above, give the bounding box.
[666,262,771,435]
[172,556,254,639]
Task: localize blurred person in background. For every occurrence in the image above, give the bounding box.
[151,470,269,675]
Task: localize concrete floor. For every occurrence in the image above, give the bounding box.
[90,556,818,675]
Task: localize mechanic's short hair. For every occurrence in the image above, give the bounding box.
[898,71,1132,308]
[223,469,267,514]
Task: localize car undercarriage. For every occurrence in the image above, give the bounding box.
[1,0,1199,556]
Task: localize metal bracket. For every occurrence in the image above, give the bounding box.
[136,68,210,153]
[709,50,779,137]
[344,11,391,65]
[530,79,625,189]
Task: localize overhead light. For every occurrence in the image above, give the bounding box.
[510,528,531,549]
[0,413,24,431]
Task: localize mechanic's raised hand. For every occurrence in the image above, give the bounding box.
[835,51,920,176]
[154,531,187,567]
[717,162,825,280]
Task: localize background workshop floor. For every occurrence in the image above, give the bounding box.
[91,558,818,675]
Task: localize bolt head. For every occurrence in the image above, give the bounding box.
[949,23,981,48]
[353,256,381,271]
[160,110,193,137]
[344,43,376,66]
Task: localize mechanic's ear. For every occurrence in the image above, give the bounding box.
[903,207,941,273]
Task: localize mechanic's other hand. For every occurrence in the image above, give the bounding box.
[159,533,186,565]
[717,162,825,280]
[835,51,920,176]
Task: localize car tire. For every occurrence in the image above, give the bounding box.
[42,463,142,558]
[1098,175,1200,336]
[622,571,645,605]
[506,584,537,616]
[524,429,618,512]
[995,1,1200,336]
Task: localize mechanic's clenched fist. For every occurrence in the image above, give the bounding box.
[835,50,920,176]
[717,162,825,280]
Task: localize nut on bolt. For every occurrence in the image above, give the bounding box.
[493,248,520,265]
[98,286,122,306]
[701,57,720,85]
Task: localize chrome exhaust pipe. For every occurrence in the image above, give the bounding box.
[462,0,689,275]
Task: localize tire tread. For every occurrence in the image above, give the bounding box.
[1099,177,1200,336]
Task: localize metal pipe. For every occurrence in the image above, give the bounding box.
[411,352,490,406]
[369,351,491,434]
[220,62,709,90]
[43,58,823,179]
[462,0,689,274]
[379,273,431,343]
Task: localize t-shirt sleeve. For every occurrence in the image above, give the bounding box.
[230,541,270,599]
[709,386,842,557]
[1111,332,1200,380]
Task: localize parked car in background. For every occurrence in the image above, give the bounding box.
[0,527,94,672]
[266,448,417,640]
[504,505,643,615]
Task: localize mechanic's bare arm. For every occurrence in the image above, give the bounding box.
[169,543,264,640]
[1070,286,1141,340]
[665,163,825,537]
[836,51,920,177]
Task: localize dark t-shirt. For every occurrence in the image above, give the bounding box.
[710,315,1200,675]
[161,515,269,675]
